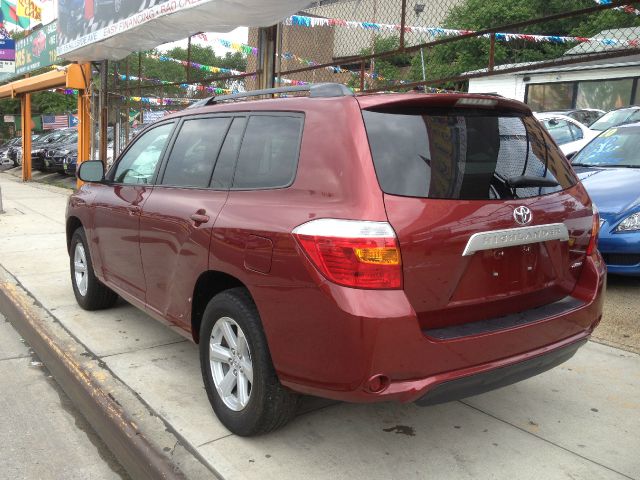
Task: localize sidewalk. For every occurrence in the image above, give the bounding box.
[0,312,129,480]
[1,173,639,480]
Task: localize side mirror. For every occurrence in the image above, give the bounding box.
[566,152,576,160]
[77,160,104,183]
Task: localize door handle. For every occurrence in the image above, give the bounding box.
[190,212,210,225]
[127,205,141,215]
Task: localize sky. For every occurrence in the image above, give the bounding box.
[5,0,250,56]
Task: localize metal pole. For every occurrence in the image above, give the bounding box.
[99,60,108,167]
[125,58,130,145]
[21,90,32,182]
[275,22,283,87]
[399,0,407,49]
[113,61,119,159]
[138,52,143,125]
[257,26,277,90]
[489,33,496,73]
[186,35,192,83]
[420,48,426,82]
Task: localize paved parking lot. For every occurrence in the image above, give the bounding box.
[1,172,639,479]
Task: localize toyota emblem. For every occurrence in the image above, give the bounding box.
[513,206,532,225]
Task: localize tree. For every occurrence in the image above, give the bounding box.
[408,0,640,86]
[31,91,77,114]
[349,35,412,89]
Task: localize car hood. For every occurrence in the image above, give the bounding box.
[574,166,640,215]
[53,142,78,152]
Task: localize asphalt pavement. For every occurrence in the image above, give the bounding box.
[0,312,130,480]
[0,172,639,480]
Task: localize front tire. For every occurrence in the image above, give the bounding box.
[70,228,118,310]
[199,288,298,436]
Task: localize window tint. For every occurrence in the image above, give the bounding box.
[113,123,173,184]
[363,109,576,200]
[568,122,583,140]
[161,117,231,188]
[211,117,246,189]
[543,119,573,145]
[232,115,303,189]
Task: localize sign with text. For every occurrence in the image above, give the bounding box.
[56,0,311,61]
[0,38,15,61]
[17,0,42,21]
[0,59,14,73]
[15,21,57,76]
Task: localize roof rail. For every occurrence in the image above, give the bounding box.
[188,82,354,108]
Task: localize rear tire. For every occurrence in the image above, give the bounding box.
[70,228,118,310]
[199,288,298,436]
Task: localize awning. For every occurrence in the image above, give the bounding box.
[0,64,88,98]
[58,0,311,62]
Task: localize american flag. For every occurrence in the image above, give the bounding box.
[42,115,69,130]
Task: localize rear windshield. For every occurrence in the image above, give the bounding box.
[363,109,576,200]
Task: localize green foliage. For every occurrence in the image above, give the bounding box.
[408,0,640,86]
[350,35,412,89]
[0,98,20,114]
[118,44,249,98]
[31,91,77,114]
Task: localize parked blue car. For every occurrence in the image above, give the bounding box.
[572,123,640,275]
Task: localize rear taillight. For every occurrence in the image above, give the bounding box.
[292,219,402,289]
[586,205,600,256]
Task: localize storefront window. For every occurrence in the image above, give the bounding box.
[526,83,574,112]
[576,79,633,111]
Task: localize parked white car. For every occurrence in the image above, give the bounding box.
[535,113,599,158]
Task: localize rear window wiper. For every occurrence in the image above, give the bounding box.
[506,175,559,188]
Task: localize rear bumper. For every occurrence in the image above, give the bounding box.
[415,337,586,406]
[270,253,605,404]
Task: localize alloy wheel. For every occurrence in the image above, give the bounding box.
[73,243,88,296]
[209,317,253,411]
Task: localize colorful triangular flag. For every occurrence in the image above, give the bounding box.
[0,0,29,28]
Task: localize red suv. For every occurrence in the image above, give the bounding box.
[67,84,605,436]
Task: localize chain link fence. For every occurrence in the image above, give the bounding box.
[277,0,640,92]
[103,0,640,155]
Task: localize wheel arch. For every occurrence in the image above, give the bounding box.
[191,270,250,344]
[66,216,83,253]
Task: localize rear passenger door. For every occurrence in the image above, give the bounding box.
[209,113,304,281]
[139,115,247,330]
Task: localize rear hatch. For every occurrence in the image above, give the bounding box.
[359,95,595,332]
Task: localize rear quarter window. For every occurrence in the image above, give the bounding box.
[363,108,577,200]
[232,115,304,190]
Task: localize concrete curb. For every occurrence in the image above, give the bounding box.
[0,266,217,480]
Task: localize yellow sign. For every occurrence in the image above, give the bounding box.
[17,0,41,20]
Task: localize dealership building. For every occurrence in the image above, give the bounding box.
[468,27,640,112]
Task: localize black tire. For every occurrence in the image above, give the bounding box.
[199,288,298,436]
[69,228,118,310]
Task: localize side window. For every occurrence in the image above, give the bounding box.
[112,123,174,185]
[544,119,573,145]
[211,117,247,190]
[569,123,583,140]
[161,117,231,188]
[232,115,303,189]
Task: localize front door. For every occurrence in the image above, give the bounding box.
[93,122,175,301]
[139,116,240,329]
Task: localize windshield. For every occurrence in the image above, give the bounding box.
[572,127,640,167]
[590,109,640,131]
